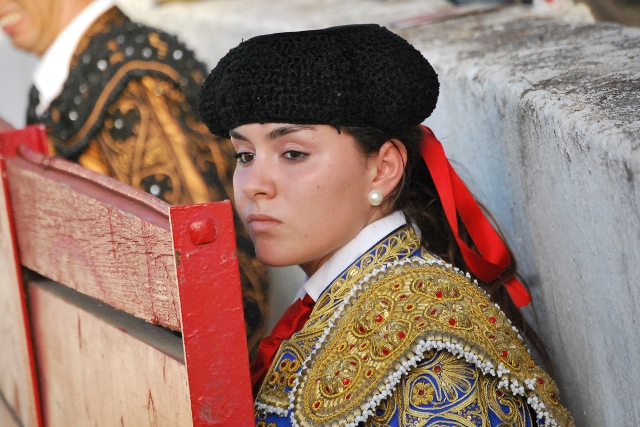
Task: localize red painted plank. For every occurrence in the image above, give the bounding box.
[0,128,46,427]
[170,202,254,426]
[0,125,49,157]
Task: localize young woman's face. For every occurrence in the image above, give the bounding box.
[231,123,382,276]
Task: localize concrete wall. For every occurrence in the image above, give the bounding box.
[414,7,640,426]
[1,1,639,425]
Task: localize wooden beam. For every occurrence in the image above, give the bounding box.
[6,149,182,331]
[171,202,254,426]
[0,127,45,427]
[0,393,22,427]
[29,280,191,426]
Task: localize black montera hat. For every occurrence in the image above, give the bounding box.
[199,24,439,138]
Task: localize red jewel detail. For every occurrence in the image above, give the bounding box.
[551,393,557,400]
[449,318,456,326]
[400,294,407,299]
[393,283,400,289]
[419,322,426,327]
[418,389,425,396]
[315,377,321,382]
[382,348,390,356]
[417,282,423,288]
[359,326,366,333]
[375,315,384,323]
[363,355,369,361]
[496,390,503,398]
[406,304,414,310]
[454,290,459,297]
[325,386,331,393]
[269,374,276,381]
[381,300,388,306]
[430,309,437,316]
[414,316,421,321]
[366,369,373,376]
[314,401,321,409]
[361,342,368,348]
[398,331,406,339]
[349,344,355,350]
[346,394,352,400]
[280,361,288,369]
[350,361,357,366]
[342,378,350,386]
[433,366,442,374]
[334,370,340,376]
[489,317,497,324]
[289,377,295,384]
[537,378,545,385]
[501,351,509,358]
[279,377,284,383]
[339,344,345,350]
[435,291,443,298]
[488,334,496,339]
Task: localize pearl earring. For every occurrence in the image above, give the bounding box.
[368,190,383,206]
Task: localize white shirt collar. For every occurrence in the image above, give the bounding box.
[33,0,115,115]
[298,211,407,302]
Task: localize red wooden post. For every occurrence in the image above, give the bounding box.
[0,125,49,157]
[0,125,48,427]
[170,202,254,426]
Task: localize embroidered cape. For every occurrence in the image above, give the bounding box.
[255,226,574,427]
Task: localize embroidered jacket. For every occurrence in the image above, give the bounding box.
[255,226,574,427]
[25,6,268,355]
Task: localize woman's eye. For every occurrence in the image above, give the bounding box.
[283,150,308,161]
[234,152,255,164]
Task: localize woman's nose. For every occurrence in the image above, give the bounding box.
[240,155,276,200]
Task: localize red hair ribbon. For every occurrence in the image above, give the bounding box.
[419,125,531,308]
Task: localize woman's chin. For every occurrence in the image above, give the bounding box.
[255,247,302,268]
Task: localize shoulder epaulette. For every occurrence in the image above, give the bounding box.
[41,8,207,159]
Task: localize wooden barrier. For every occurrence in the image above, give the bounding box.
[0,126,254,426]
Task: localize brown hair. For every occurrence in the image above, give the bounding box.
[342,125,552,372]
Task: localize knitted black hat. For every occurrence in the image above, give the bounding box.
[199,24,439,137]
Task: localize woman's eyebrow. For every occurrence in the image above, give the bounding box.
[266,125,314,140]
[229,129,248,141]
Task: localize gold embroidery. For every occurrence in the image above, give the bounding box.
[293,261,573,427]
[256,227,424,409]
[255,227,572,427]
[410,381,435,406]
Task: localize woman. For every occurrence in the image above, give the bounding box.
[199,24,573,427]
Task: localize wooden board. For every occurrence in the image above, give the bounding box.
[0,149,41,426]
[0,395,22,427]
[6,151,182,331]
[29,280,191,427]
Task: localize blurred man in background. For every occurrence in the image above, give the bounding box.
[0,0,268,356]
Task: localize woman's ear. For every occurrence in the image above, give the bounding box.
[370,139,407,199]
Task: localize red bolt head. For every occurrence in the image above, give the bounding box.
[189,219,217,245]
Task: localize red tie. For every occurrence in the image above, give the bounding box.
[250,294,315,398]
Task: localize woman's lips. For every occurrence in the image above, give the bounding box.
[246,213,281,233]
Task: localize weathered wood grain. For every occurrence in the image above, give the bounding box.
[0,397,21,427]
[29,280,191,427]
[6,155,182,330]
[0,157,40,427]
